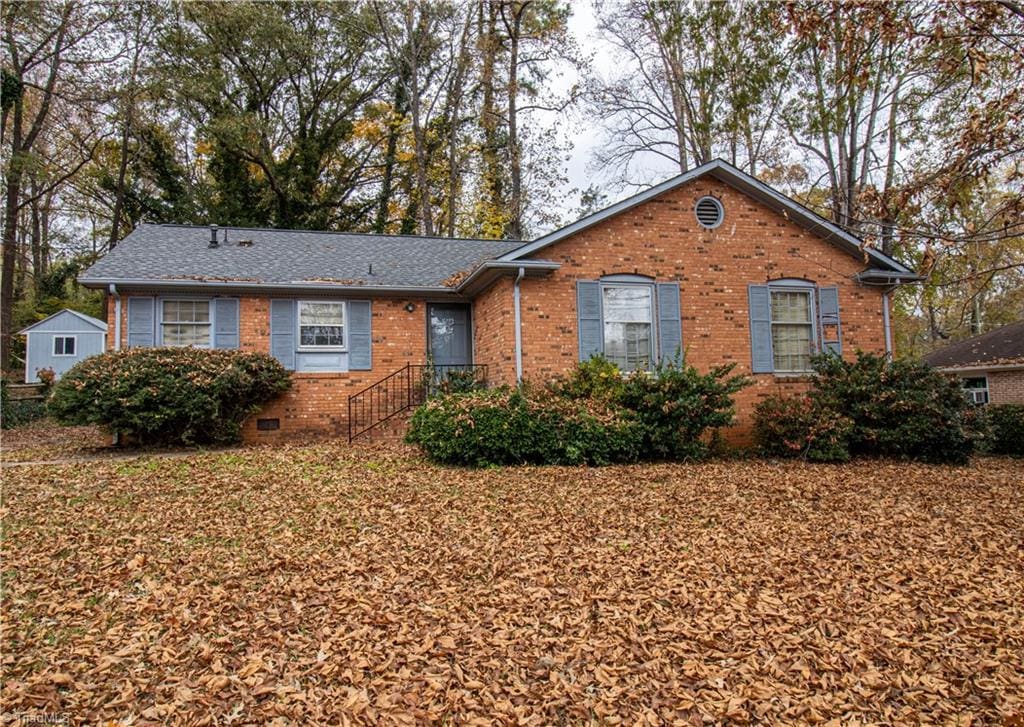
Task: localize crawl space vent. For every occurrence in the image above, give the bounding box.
[695,196,724,229]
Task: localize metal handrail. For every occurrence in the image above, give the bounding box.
[347,363,488,442]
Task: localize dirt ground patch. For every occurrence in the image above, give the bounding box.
[1,445,1022,724]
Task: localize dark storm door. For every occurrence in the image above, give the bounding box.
[428,304,472,368]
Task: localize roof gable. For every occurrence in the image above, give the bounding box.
[19,308,107,335]
[499,159,915,275]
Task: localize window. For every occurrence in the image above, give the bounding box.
[602,284,653,372]
[962,376,989,405]
[299,301,345,348]
[162,300,211,347]
[770,289,814,372]
[53,336,76,356]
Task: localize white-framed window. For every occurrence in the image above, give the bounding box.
[299,301,345,349]
[770,288,815,372]
[602,284,653,372]
[161,299,211,347]
[53,336,76,356]
[962,376,989,405]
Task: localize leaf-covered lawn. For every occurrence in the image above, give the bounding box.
[2,444,1022,724]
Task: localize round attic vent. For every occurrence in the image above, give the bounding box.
[695,196,724,229]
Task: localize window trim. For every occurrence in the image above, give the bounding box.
[768,283,817,374]
[52,335,77,357]
[961,376,989,405]
[297,300,347,351]
[600,281,656,373]
[159,297,213,349]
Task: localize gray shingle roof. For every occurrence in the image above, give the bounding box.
[923,320,1024,369]
[80,224,525,290]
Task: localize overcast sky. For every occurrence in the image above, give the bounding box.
[541,1,678,228]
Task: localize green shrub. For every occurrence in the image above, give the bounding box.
[0,379,47,429]
[48,348,292,445]
[753,395,853,462]
[985,404,1024,456]
[618,360,750,461]
[810,352,979,464]
[408,357,748,466]
[547,355,625,402]
[405,386,642,467]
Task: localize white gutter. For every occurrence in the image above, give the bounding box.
[513,266,525,383]
[882,290,892,358]
[109,283,121,350]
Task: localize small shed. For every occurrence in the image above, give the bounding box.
[18,309,107,383]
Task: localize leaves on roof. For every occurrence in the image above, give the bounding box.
[2,441,1022,723]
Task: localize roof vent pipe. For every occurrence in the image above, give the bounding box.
[209,224,219,248]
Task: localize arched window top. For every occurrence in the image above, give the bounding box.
[767,277,816,288]
[600,273,655,283]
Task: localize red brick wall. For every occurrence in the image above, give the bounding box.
[504,176,890,442]
[107,294,431,443]
[472,277,516,385]
[988,369,1024,405]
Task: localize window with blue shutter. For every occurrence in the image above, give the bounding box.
[348,301,372,370]
[213,298,240,349]
[817,286,842,355]
[127,297,155,348]
[748,281,842,374]
[270,299,296,370]
[577,281,603,362]
[577,278,684,370]
[656,282,682,364]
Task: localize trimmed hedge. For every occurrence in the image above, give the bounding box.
[407,356,750,467]
[48,348,291,445]
[406,387,642,467]
[985,404,1024,456]
[754,352,982,464]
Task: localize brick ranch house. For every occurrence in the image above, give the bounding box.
[79,159,920,444]
[923,320,1024,406]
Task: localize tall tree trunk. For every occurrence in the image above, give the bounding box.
[405,4,434,236]
[505,1,526,239]
[375,80,407,233]
[478,0,504,236]
[30,177,42,292]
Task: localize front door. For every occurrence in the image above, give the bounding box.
[428,304,472,369]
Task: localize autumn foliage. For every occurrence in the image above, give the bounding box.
[408,356,748,466]
[48,348,291,445]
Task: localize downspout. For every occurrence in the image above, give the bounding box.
[109,283,121,351]
[882,288,893,358]
[513,266,525,383]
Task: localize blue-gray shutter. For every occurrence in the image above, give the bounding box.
[577,280,603,361]
[127,297,155,348]
[213,298,240,349]
[748,285,773,373]
[270,299,296,370]
[348,301,372,370]
[817,286,842,355]
[656,282,682,364]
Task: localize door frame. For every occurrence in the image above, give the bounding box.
[425,302,474,366]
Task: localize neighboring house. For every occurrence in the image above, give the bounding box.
[79,159,920,443]
[18,309,107,383]
[923,320,1024,405]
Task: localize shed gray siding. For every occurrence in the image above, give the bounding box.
[21,310,107,383]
